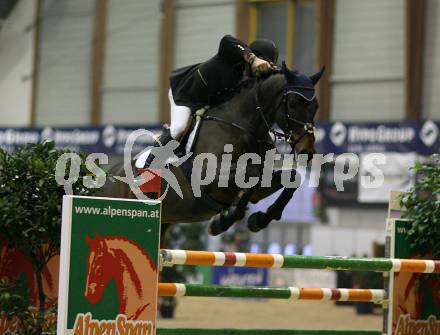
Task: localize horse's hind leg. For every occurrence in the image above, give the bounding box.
[208,188,254,236]
[247,169,299,233]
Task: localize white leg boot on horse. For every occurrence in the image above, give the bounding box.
[144,90,191,168]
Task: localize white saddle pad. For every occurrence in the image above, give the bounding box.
[135,120,201,169]
[134,149,179,169]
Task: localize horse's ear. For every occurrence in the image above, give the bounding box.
[310,66,325,86]
[281,61,288,73]
[282,61,296,83]
[85,234,106,250]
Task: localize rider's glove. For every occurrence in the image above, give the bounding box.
[246,53,277,77]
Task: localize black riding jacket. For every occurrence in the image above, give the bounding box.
[169,35,252,110]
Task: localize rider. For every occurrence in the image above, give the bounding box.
[144,35,279,167]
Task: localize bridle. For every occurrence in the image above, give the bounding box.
[255,82,315,148]
[202,79,315,148]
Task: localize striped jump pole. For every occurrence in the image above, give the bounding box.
[161,249,440,274]
[158,283,386,303]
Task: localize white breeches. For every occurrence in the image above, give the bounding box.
[169,89,191,139]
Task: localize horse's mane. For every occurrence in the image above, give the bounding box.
[235,69,284,93]
[101,236,157,272]
[235,78,256,92]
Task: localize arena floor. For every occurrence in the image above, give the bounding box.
[157,298,383,330]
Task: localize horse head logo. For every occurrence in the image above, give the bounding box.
[0,236,56,306]
[83,235,158,320]
[84,234,115,304]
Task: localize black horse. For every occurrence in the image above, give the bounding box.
[101,62,322,238]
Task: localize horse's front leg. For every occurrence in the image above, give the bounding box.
[247,169,299,233]
[207,161,263,236]
[208,188,254,236]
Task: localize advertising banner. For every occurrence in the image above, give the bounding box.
[388,218,440,334]
[315,120,439,155]
[0,125,162,154]
[1,121,438,155]
[212,267,268,287]
[57,196,161,335]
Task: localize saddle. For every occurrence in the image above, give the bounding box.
[134,107,209,170]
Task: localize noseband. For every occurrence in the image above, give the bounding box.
[255,83,315,148]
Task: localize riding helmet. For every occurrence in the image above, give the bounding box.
[250,39,279,64]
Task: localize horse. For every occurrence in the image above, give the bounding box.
[101,62,323,239]
[84,235,158,321]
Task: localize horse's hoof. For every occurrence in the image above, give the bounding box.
[208,214,224,236]
[248,212,268,233]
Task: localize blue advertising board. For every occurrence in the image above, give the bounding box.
[0,120,439,155]
[314,120,439,155]
[212,267,268,286]
[0,124,162,154]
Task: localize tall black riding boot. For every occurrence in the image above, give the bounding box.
[144,125,173,168]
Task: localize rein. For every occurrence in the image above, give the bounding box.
[202,79,315,148]
[203,115,259,142]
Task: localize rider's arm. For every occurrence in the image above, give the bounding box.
[217,35,273,76]
[217,35,255,65]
